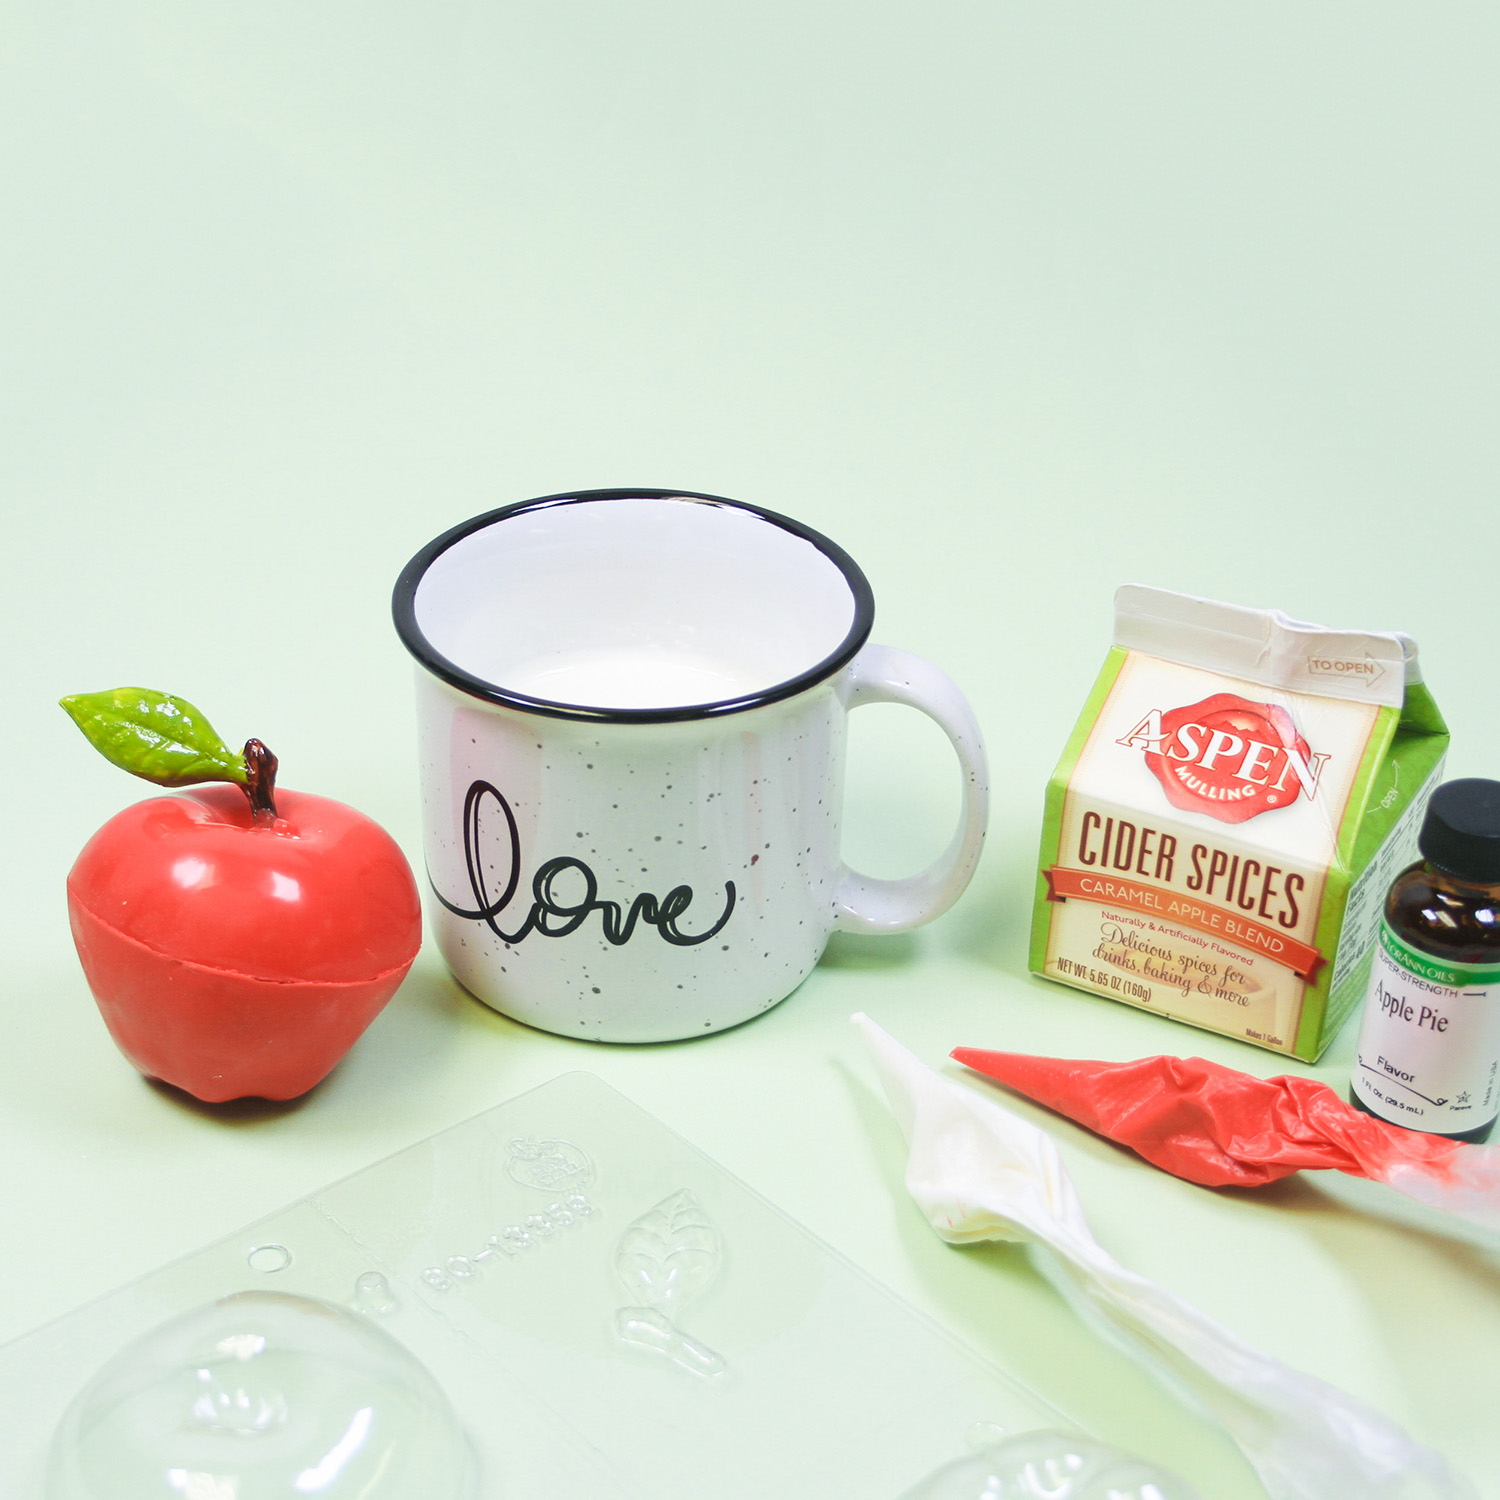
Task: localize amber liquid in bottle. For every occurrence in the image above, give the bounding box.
[1351,860,1500,1143]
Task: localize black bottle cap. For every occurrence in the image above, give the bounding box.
[1418,778,1500,882]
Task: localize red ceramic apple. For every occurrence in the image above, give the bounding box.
[61,688,422,1102]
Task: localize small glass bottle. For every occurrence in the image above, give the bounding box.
[1350,777,1500,1143]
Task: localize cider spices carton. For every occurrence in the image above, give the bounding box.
[1030,586,1449,1060]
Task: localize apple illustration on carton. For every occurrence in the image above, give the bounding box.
[61,688,422,1102]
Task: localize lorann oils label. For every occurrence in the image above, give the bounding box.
[1034,650,1385,1055]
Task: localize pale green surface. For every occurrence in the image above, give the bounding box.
[2,4,1498,1497]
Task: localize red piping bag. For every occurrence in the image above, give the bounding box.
[950,1049,1473,1191]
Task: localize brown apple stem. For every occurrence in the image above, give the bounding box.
[242,738,279,826]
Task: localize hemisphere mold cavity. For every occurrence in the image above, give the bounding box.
[899,1429,1202,1500]
[43,1290,474,1500]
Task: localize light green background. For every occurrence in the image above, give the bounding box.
[3,4,1497,1496]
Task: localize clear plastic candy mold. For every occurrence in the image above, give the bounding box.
[0,1073,1192,1498]
[43,1290,474,1500]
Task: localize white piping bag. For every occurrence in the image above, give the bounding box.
[853,1014,1476,1500]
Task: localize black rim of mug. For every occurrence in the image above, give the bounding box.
[391,488,877,724]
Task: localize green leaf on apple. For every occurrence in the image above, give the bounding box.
[60,687,249,787]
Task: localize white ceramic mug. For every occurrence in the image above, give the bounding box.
[393,489,989,1042]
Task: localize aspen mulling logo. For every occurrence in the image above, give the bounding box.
[1116,693,1330,825]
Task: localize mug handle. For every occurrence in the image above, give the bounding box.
[832,644,990,934]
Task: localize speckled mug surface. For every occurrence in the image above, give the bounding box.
[393,489,989,1042]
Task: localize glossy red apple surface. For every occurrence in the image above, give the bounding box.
[67,783,422,1102]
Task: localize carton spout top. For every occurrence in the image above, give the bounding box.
[1113,585,1412,707]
